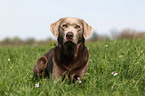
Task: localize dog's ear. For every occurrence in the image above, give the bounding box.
[82,20,93,39]
[50,18,63,38]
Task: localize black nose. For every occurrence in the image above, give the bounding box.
[66,32,74,39]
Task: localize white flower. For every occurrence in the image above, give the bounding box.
[111,72,115,74]
[8,59,10,61]
[113,73,118,76]
[35,83,39,88]
[79,80,82,84]
[111,71,118,76]
[77,77,82,83]
[77,77,80,80]
[104,45,108,47]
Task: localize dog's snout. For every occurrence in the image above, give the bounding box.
[66,32,74,39]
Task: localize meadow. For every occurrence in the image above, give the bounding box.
[0,39,144,96]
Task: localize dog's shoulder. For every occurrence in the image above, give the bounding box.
[43,47,55,58]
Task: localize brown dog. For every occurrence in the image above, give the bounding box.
[33,17,93,82]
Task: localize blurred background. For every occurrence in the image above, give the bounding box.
[0,0,145,46]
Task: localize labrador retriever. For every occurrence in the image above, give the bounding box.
[33,17,93,82]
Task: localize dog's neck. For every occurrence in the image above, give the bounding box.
[60,42,84,67]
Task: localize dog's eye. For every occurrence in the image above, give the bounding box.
[62,24,67,28]
[76,25,80,29]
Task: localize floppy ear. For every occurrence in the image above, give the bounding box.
[50,18,63,38]
[82,20,93,39]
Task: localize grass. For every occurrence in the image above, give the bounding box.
[0,39,145,96]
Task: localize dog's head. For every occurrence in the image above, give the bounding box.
[50,17,93,45]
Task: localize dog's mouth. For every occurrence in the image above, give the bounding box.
[66,38,73,41]
[64,38,77,45]
[63,41,77,48]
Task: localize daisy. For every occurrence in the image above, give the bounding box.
[77,77,82,84]
[8,59,10,61]
[111,71,118,76]
[104,45,108,47]
[35,83,39,88]
[113,73,118,76]
[111,71,115,74]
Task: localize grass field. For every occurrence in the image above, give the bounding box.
[0,39,145,96]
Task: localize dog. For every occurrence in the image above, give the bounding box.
[33,17,93,82]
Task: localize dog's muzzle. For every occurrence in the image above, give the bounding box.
[64,32,77,45]
[66,32,74,40]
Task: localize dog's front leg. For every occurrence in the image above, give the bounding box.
[33,56,48,78]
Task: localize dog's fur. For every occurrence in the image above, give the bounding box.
[33,17,93,82]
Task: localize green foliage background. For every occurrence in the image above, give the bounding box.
[0,39,144,96]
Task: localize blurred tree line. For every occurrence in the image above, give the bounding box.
[0,29,145,46]
[0,37,56,46]
[88,29,145,42]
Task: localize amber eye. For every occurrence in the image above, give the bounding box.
[62,24,67,28]
[76,25,80,29]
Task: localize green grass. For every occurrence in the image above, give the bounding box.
[0,39,145,96]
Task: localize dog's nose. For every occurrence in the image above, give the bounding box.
[66,32,74,39]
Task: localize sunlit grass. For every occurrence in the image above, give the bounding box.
[0,39,144,96]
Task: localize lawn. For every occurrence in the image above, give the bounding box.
[0,39,144,96]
